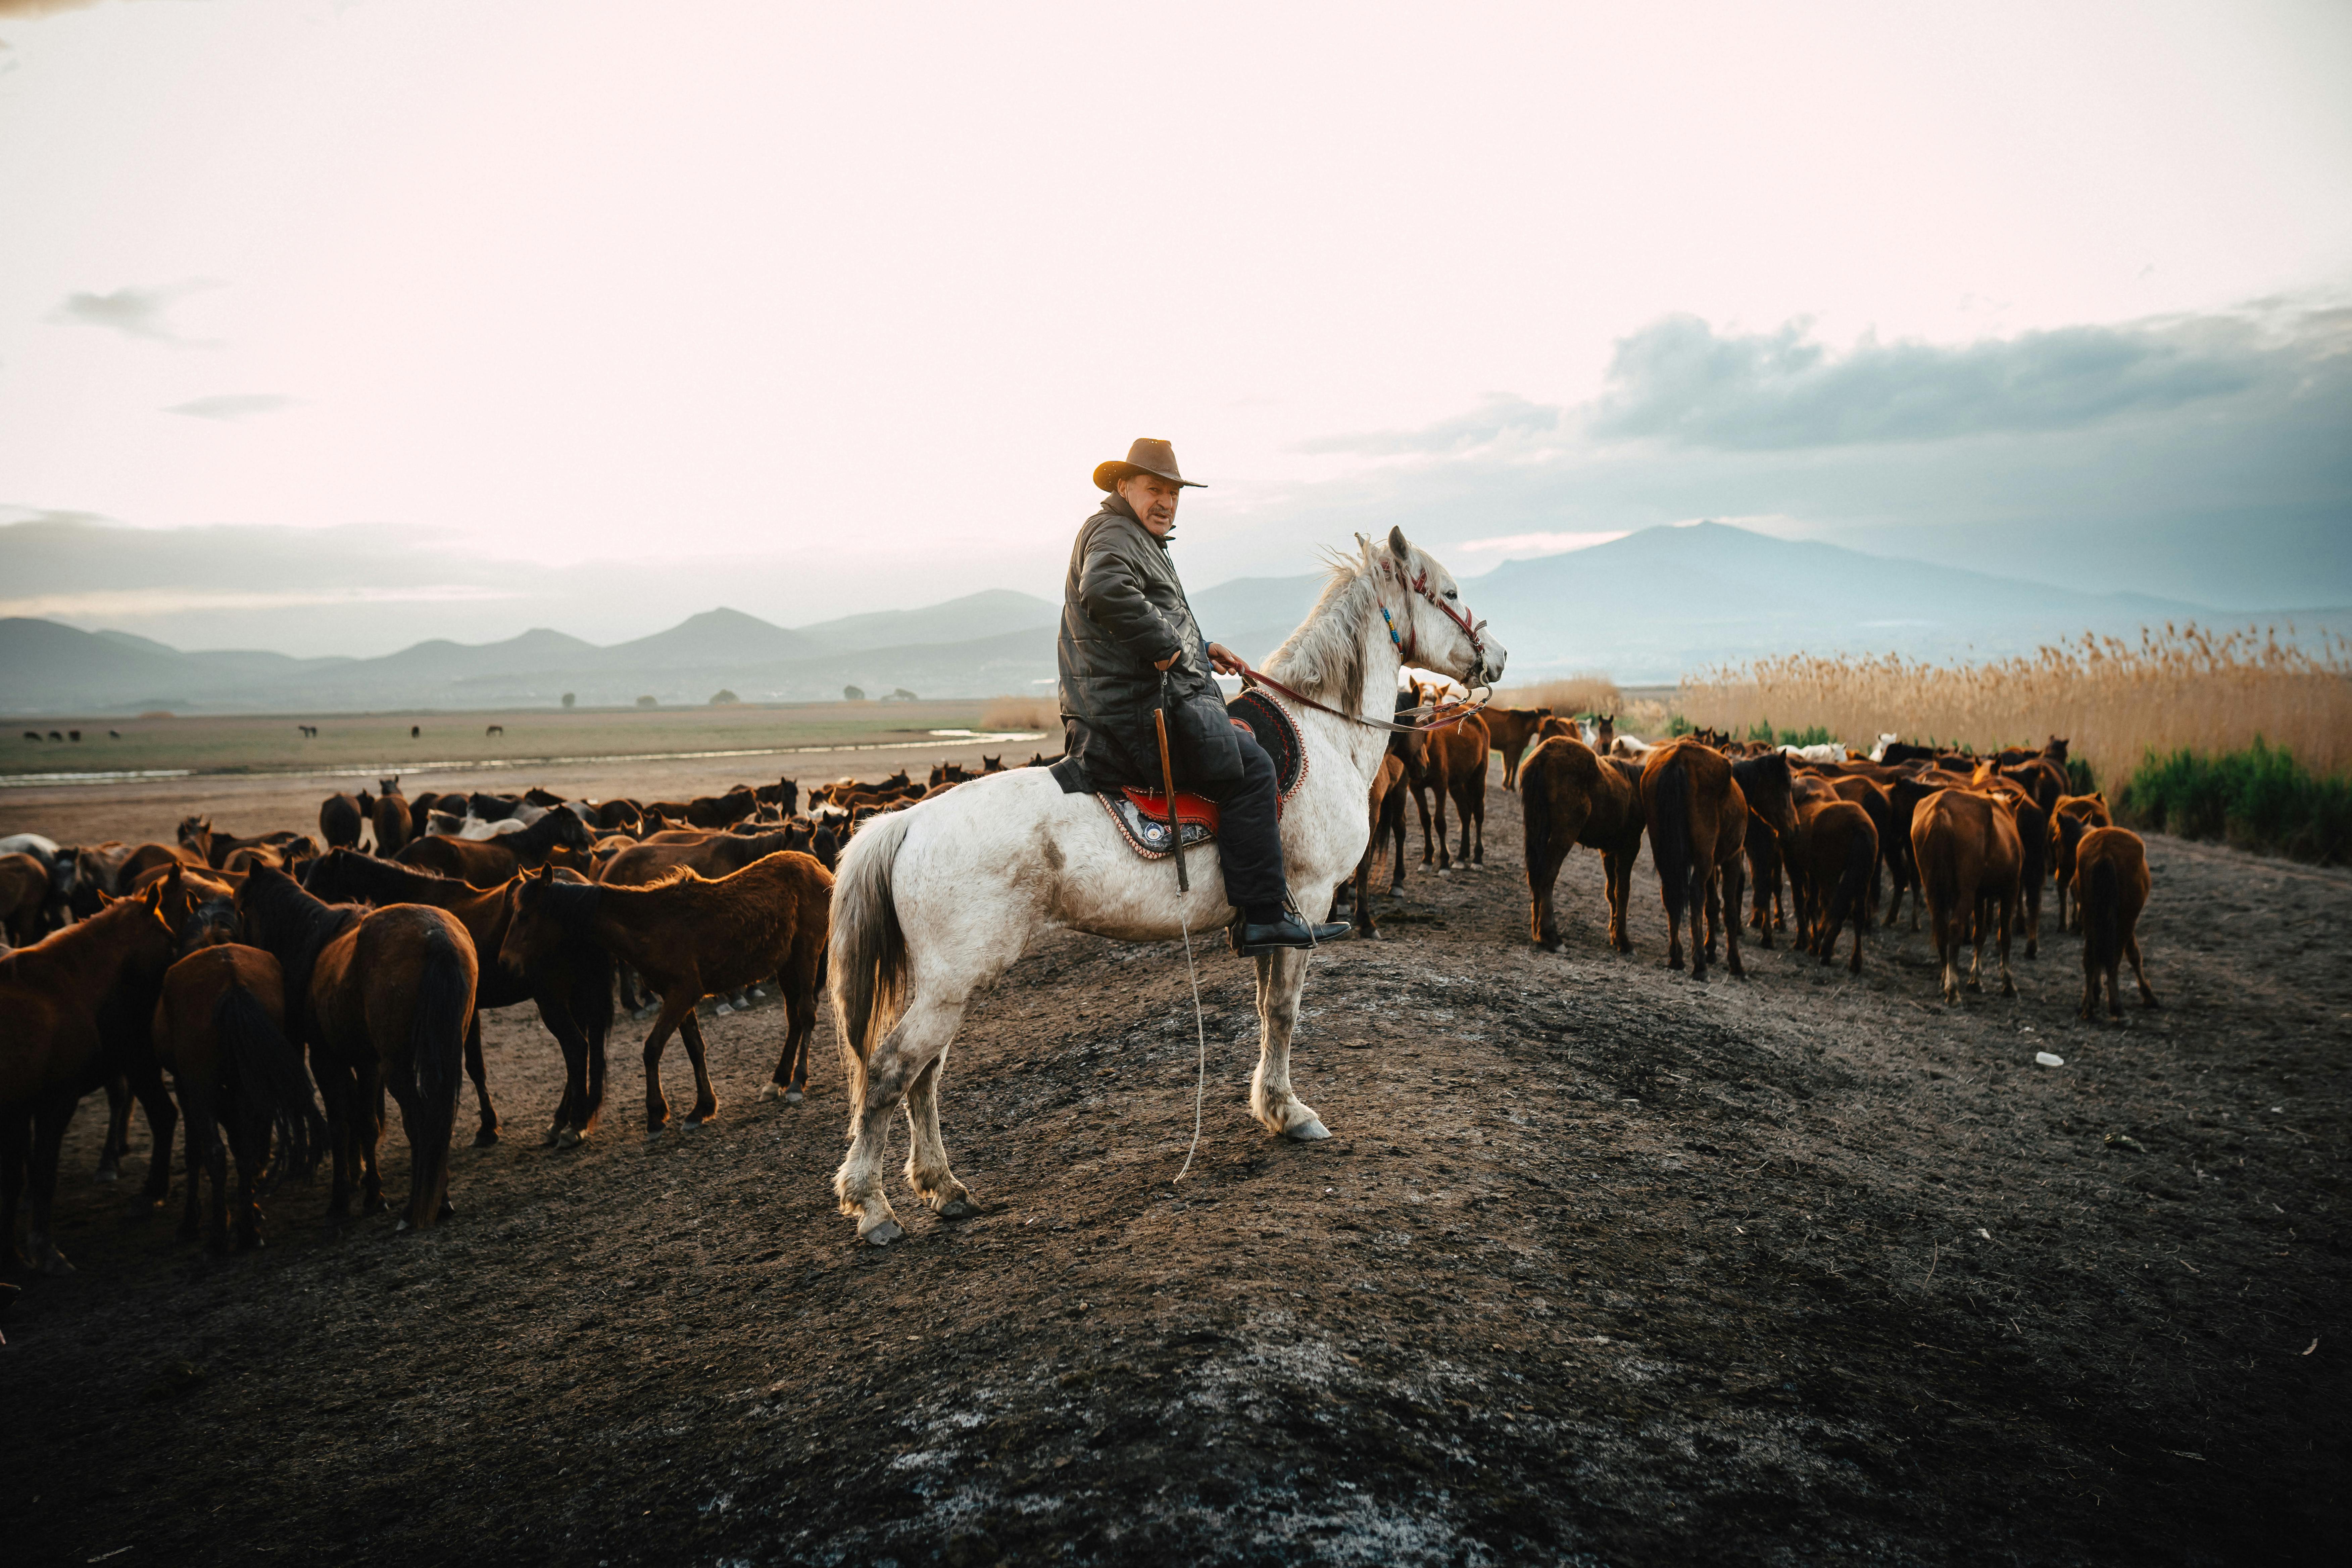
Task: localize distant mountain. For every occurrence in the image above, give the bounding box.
[4,526,2341,715]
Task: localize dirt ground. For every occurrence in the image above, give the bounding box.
[2,760,2345,1566]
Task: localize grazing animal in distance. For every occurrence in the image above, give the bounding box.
[1911,788,2022,1004]
[234,865,475,1232]
[1638,739,1749,979]
[372,776,411,859]
[1478,705,1550,791]
[500,853,833,1124]
[1521,735,1646,953]
[410,725,421,738]
[149,943,324,1253]
[486,724,504,737]
[2074,827,2159,1021]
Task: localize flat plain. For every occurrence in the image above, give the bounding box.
[2,762,2344,1566]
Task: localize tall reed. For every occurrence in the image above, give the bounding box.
[1677,625,2352,785]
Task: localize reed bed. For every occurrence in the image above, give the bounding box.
[1493,674,1624,717]
[1677,625,2352,786]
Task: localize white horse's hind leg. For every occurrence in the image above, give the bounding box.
[834,992,967,1244]
[1248,948,1329,1140]
[903,1051,977,1218]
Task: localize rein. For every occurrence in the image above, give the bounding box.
[1232,560,1495,734]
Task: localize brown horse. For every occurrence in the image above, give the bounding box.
[2075,826,2159,1020]
[1480,705,1551,791]
[1729,752,1804,945]
[302,850,615,1146]
[1827,774,1903,927]
[372,776,411,859]
[0,876,189,1274]
[681,785,761,828]
[396,808,593,885]
[1415,709,1490,868]
[1639,740,1748,978]
[1796,797,1876,974]
[318,789,372,852]
[151,944,325,1252]
[2049,791,2112,931]
[0,853,49,947]
[234,866,475,1231]
[499,852,832,1129]
[1911,788,2022,1003]
[597,824,809,888]
[1521,735,1646,953]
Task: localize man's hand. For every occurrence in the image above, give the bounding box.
[1205,642,1248,676]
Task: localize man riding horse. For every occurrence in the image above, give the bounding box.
[1060,438,1348,953]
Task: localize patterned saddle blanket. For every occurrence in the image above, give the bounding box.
[1098,687,1308,860]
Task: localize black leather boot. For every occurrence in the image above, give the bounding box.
[1231,908,1351,955]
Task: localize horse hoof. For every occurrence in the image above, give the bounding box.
[37,1251,76,1277]
[395,1218,412,1234]
[473,1129,499,1148]
[681,1116,708,1132]
[863,1219,905,1247]
[785,1088,805,1106]
[1284,1117,1332,1141]
[93,1168,119,1185]
[541,1127,563,1147]
[557,1127,584,1148]
[936,1197,980,1220]
[758,1082,783,1101]
[715,1004,733,1016]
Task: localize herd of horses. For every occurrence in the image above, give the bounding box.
[0,754,1053,1272]
[0,695,2157,1276]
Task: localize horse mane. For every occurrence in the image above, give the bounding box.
[522,873,605,940]
[304,847,453,902]
[1262,537,1383,711]
[241,868,361,1021]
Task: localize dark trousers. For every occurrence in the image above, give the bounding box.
[1198,729,1286,912]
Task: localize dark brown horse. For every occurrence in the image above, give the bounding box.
[1639,739,1748,979]
[1521,735,1646,953]
[2049,791,2112,931]
[1415,709,1490,868]
[234,866,475,1231]
[499,852,832,1128]
[1795,797,1876,974]
[318,789,372,852]
[372,775,411,858]
[0,853,49,947]
[302,850,615,1146]
[150,943,325,1252]
[1911,787,2021,1003]
[1,876,189,1274]
[1479,705,1551,791]
[396,808,593,885]
[2075,826,2159,1021]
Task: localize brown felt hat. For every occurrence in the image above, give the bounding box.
[1093,437,1204,492]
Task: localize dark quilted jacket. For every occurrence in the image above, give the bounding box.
[1057,496,1242,789]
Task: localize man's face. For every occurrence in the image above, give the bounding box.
[1119,473,1183,537]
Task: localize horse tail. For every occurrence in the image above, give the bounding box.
[1834,819,1874,929]
[1650,754,1693,922]
[403,926,472,1228]
[1520,750,1552,888]
[2085,855,2122,974]
[214,977,326,1186]
[829,811,913,1103]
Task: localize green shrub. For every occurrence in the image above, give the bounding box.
[2117,739,2352,865]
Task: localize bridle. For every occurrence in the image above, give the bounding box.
[1233,557,1493,735]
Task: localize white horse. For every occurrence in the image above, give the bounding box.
[824,527,1505,1244]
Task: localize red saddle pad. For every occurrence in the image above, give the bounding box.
[1118,786,1221,831]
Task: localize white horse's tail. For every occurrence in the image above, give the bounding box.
[828,810,914,1102]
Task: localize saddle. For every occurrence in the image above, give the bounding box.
[1095,687,1306,860]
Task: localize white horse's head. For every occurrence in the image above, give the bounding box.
[1376,526,1507,688]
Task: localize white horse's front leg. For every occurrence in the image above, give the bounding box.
[1249,948,1329,1140]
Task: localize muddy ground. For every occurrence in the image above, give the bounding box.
[3,762,2345,1566]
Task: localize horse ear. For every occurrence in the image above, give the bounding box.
[1387,526,1410,559]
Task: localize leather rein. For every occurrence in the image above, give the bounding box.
[1231,559,1494,735]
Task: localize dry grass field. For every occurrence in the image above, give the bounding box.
[1678,626,2352,783]
[0,700,1050,785]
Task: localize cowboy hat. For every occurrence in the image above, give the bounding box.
[1093,437,1204,492]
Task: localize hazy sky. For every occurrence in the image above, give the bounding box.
[2,0,2348,654]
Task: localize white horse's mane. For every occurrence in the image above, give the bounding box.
[1262,535,1387,711]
